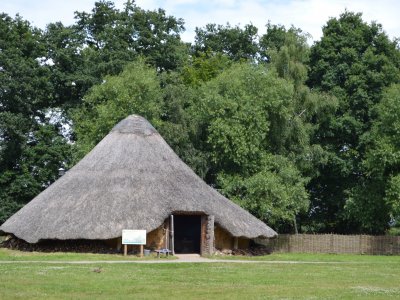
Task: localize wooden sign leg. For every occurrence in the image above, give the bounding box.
[140,245,144,257]
[124,244,127,256]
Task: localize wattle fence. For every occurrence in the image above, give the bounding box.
[256,234,400,255]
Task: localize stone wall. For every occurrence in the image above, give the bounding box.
[201,215,214,255]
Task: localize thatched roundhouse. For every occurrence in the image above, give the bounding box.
[0,115,277,254]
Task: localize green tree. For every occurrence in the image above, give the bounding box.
[0,122,72,224]
[73,0,187,73]
[71,59,163,157]
[0,14,71,224]
[307,11,400,233]
[44,22,90,109]
[260,23,338,205]
[260,23,310,86]
[188,62,311,231]
[347,84,400,233]
[157,71,212,179]
[42,0,188,115]
[218,155,309,232]
[181,51,232,87]
[193,23,259,61]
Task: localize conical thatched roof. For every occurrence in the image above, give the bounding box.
[0,115,277,243]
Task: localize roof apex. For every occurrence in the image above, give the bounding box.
[111,115,157,136]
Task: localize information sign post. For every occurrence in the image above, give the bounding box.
[122,230,146,257]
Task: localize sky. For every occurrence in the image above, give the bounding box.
[2,0,400,43]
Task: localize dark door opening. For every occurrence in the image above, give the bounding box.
[174,215,201,254]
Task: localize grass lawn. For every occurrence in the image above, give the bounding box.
[210,252,400,263]
[0,248,176,261]
[0,249,399,299]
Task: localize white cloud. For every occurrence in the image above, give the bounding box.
[137,0,400,43]
[1,0,126,29]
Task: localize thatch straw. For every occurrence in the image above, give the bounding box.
[0,115,277,243]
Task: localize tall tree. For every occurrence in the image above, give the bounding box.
[44,0,188,112]
[73,0,187,73]
[71,59,163,158]
[347,84,400,233]
[180,51,232,87]
[193,23,259,61]
[260,23,310,86]
[307,11,400,233]
[0,14,71,224]
[189,62,312,231]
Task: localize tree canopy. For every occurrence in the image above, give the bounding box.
[306,11,400,233]
[1,3,400,234]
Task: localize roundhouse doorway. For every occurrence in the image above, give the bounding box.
[173,215,201,254]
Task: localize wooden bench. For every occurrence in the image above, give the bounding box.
[155,249,172,258]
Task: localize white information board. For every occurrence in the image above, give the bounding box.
[122,229,146,245]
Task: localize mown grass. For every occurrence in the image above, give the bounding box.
[0,248,176,261]
[0,249,399,299]
[210,252,400,263]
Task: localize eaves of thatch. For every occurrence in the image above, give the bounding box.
[0,115,277,243]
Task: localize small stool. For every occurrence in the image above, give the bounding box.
[155,249,171,258]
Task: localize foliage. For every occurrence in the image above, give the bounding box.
[74,0,188,73]
[0,14,71,224]
[218,155,309,230]
[306,11,400,233]
[196,64,293,170]
[346,84,400,232]
[260,23,310,82]
[188,63,311,230]
[71,59,163,158]
[193,23,259,61]
[181,51,232,86]
[43,1,187,111]
[156,71,212,179]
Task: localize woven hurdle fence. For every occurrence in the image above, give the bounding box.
[256,234,400,255]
